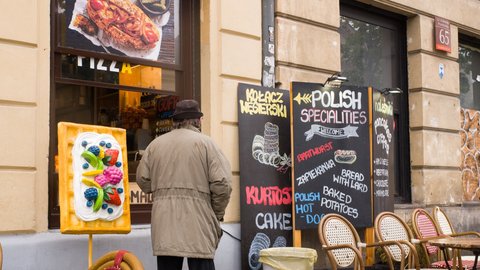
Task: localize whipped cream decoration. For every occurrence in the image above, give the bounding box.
[72,132,125,221]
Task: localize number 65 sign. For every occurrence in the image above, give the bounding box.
[435,16,451,53]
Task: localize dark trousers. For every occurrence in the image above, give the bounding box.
[157,256,215,270]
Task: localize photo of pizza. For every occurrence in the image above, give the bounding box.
[65,0,173,61]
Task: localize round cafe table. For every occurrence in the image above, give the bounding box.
[429,237,480,270]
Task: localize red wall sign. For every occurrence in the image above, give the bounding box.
[435,16,451,53]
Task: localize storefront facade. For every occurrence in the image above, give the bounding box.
[1,0,480,269]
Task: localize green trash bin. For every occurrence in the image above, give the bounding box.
[258,247,317,270]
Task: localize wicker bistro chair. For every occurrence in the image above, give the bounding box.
[432,206,480,265]
[410,208,480,269]
[375,211,438,270]
[319,213,407,270]
[433,206,480,238]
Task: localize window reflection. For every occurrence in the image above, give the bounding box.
[339,17,397,90]
[55,84,179,185]
[460,44,480,110]
[60,54,175,91]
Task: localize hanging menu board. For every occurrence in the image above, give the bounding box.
[291,82,372,229]
[372,91,395,216]
[238,83,292,270]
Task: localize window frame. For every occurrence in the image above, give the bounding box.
[340,0,411,204]
[48,0,200,228]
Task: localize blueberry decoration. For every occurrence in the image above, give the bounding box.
[117,188,124,194]
[107,208,114,214]
[87,145,101,156]
[106,143,112,148]
[86,200,93,207]
[84,188,98,201]
[82,141,88,147]
[82,163,89,169]
[102,203,108,210]
[99,141,106,147]
[115,161,122,167]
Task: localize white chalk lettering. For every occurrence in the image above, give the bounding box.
[312,89,362,110]
[300,108,367,125]
[375,190,389,197]
[296,159,335,186]
[255,212,292,230]
[374,179,389,188]
[320,197,359,218]
[323,186,352,203]
[333,174,350,187]
[341,169,365,181]
[375,99,393,115]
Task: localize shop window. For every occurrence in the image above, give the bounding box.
[49,0,200,227]
[340,1,411,203]
[460,36,480,110]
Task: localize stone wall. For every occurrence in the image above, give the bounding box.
[0,0,50,232]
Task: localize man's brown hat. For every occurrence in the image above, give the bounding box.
[172,99,204,120]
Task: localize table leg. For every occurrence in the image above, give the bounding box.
[473,251,479,270]
[441,248,452,270]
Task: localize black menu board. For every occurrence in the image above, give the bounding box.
[238,83,292,270]
[372,91,395,216]
[291,82,372,229]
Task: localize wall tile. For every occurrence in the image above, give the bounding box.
[276,0,339,28]
[0,106,36,167]
[220,33,262,80]
[409,91,460,130]
[276,65,331,90]
[411,169,462,204]
[276,17,340,71]
[221,78,241,123]
[220,0,261,37]
[0,43,37,103]
[224,175,240,222]
[221,124,239,173]
[0,171,36,231]
[410,130,461,167]
[0,0,37,44]
[408,53,459,94]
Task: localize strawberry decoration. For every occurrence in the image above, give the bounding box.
[104,187,121,206]
[103,149,119,166]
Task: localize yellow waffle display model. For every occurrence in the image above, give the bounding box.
[58,122,131,234]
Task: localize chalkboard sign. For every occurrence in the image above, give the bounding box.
[238,83,292,270]
[372,91,395,216]
[291,82,372,229]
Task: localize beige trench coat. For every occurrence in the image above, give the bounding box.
[136,125,232,259]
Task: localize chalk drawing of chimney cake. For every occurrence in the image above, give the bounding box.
[264,122,280,157]
[248,233,271,270]
[252,122,291,173]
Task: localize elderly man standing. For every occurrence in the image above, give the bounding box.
[136,99,232,270]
